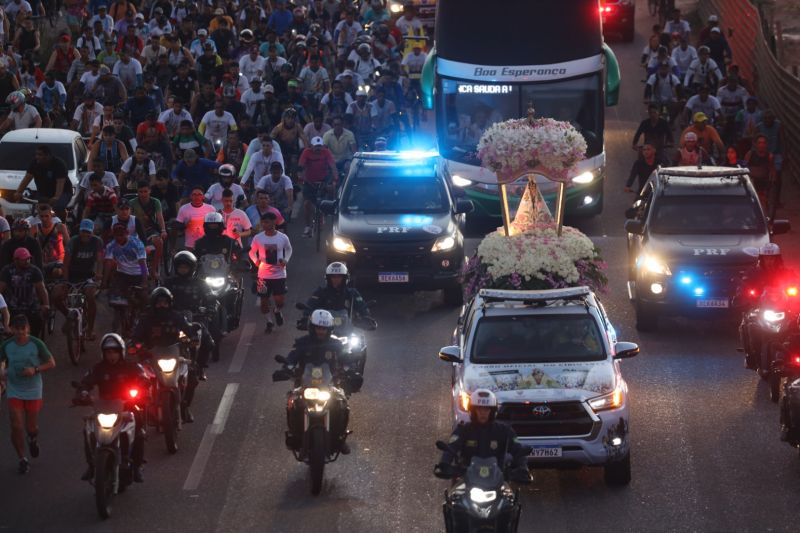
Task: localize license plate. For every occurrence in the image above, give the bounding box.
[696,298,729,308]
[378,272,409,283]
[530,445,562,458]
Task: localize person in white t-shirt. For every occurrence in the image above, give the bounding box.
[158,100,193,137]
[241,141,285,188]
[175,186,217,249]
[205,164,246,210]
[219,189,251,246]
[238,45,267,82]
[249,211,291,333]
[670,38,697,79]
[255,161,294,217]
[199,99,238,147]
[240,77,266,119]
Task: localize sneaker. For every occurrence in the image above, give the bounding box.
[303,226,311,237]
[27,435,39,458]
[275,311,284,327]
[265,321,274,334]
[133,465,144,483]
[18,458,30,474]
[181,404,194,423]
[197,368,208,381]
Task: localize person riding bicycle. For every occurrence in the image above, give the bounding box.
[683,46,723,94]
[0,247,49,338]
[0,219,43,270]
[75,333,149,482]
[111,198,147,244]
[434,389,531,483]
[82,173,119,233]
[298,136,338,238]
[299,262,371,328]
[163,251,216,372]
[101,222,148,308]
[254,161,294,222]
[130,287,204,423]
[632,104,673,156]
[0,90,42,132]
[673,131,712,165]
[205,163,246,210]
[60,219,103,341]
[129,181,169,278]
[644,61,683,126]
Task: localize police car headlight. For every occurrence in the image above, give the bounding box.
[332,236,356,254]
[572,171,594,184]
[452,175,473,187]
[204,276,225,289]
[432,235,456,252]
[638,254,672,276]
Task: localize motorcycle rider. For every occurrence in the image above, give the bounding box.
[282,309,353,454]
[75,333,149,482]
[434,389,530,483]
[298,262,371,328]
[130,288,204,423]
[163,251,217,368]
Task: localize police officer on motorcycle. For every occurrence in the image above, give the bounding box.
[434,389,531,483]
[74,333,149,482]
[163,250,218,367]
[130,287,205,423]
[298,262,371,328]
[282,309,355,454]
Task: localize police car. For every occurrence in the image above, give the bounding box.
[624,166,791,331]
[438,287,639,486]
[321,151,473,305]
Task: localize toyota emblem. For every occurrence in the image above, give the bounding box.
[531,405,552,418]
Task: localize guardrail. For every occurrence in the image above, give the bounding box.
[698,0,800,184]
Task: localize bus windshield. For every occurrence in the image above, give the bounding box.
[437,74,603,164]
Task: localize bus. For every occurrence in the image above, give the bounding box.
[421,0,620,219]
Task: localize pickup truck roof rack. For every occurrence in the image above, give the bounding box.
[478,287,595,309]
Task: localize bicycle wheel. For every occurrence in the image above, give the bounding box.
[314,206,322,252]
[66,317,82,366]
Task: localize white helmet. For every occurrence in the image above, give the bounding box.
[759,243,781,256]
[204,212,224,224]
[470,389,498,408]
[100,333,126,358]
[325,262,348,277]
[218,164,236,178]
[310,309,335,329]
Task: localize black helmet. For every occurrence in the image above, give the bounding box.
[149,287,174,308]
[173,250,198,277]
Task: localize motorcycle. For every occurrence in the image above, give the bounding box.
[779,342,800,454]
[198,253,247,335]
[272,355,355,496]
[71,381,142,519]
[434,440,526,533]
[130,333,196,454]
[295,301,377,380]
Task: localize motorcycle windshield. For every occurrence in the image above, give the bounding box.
[301,365,333,388]
[199,254,230,277]
[464,457,505,491]
[328,309,352,334]
[94,398,126,416]
[156,344,182,358]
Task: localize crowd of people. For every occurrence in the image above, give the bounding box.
[632,9,785,216]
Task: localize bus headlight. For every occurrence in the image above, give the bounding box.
[572,171,594,184]
[452,175,473,187]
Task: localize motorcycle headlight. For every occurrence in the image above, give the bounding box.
[763,310,786,323]
[97,413,118,429]
[469,488,497,504]
[432,235,457,252]
[348,334,362,351]
[332,236,356,254]
[204,276,226,289]
[303,388,331,402]
[389,1,403,14]
[637,254,672,276]
[588,387,624,413]
[157,358,178,373]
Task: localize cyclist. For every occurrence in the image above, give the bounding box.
[255,161,294,222]
[101,221,148,308]
[61,219,104,341]
[118,145,157,195]
[172,148,220,199]
[14,145,74,216]
[0,248,49,337]
[81,173,119,234]
[673,131,712,166]
[129,181,169,278]
[717,76,749,145]
[270,108,308,180]
[175,186,216,250]
[89,125,129,175]
[0,220,43,270]
[240,136,285,191]
[0,90,42,132]
[684,85,722,126]
[632,104,673,156]
[298,136,338,237]
[644,61,683,125]
[323,115,357,175]
[205,164,246,210]
[680,112,725,158]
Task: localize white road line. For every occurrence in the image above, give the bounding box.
[183,383,239,491]
[227,323,255,373]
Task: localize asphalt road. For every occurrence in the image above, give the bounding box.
[3,3,800,533]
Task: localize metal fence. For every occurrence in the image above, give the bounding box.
[699,0,800,183]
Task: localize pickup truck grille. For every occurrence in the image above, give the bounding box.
[496,401,594,438]
[354,241,432,270]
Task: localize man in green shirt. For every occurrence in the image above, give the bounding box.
[0,314,55,474]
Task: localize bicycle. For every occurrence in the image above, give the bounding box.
[309,179,335,253]
[64,280,92,366]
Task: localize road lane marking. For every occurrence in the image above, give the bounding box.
[183,383,239,491]
[228,323,255,373]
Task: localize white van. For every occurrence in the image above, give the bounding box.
[0,128,88,217]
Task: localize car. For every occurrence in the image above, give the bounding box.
[624,166,791,331]
[0,128,88,218]
[322,150,473,306]
[601,0,635,42]
[438,287,639,486]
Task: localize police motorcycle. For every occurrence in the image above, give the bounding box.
[71,381,142,519]
[129,331,198,454]
[197,253,247,335]
[778,335,800,453]
[434,440,525,533]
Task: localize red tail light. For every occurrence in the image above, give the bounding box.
[792,356,800,366]
[787,286,798,297]
[748,288,757,297]
[600,6,612,13]
[128,388,139,399]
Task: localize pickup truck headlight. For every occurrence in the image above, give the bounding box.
[588,388,624,413]
[432,235,457,252]
[332,235,356,254]
[572,171,594,184]
[637,254,672,276]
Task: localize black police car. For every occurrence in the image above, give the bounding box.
[601,0,635,43]
[321,151,473,305]
[624,166,790,331]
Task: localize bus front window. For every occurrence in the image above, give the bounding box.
[439,74,602,163]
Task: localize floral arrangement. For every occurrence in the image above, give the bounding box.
[463,225,607,300]
[476,115,587,184]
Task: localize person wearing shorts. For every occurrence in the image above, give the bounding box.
[249,212,292,333]
[0,314,55,474]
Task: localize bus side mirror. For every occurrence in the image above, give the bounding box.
[421,49,436,110]
[603,43,620,107]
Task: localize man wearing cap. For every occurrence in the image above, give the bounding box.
[717,76,749,144]
[94,64,128,106]
[346,87,375,148]
[210,7,234,33]
[684,85,721,126]
[736,97,763,151]
[267,0,293,36]
[298,136,337,237]
[61,218,104,339]
[45,34,81,84]
[241,77,267,120]
[77,25,103,60]
[158,98,192,138]
[0,248,49,338]
[190,29,217,58]
[683,46,723,93]
[239,45,267,83]
[674,131,712,166]
[148,6,173,37]
[680,112,724,157]
[703,26,732,77]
